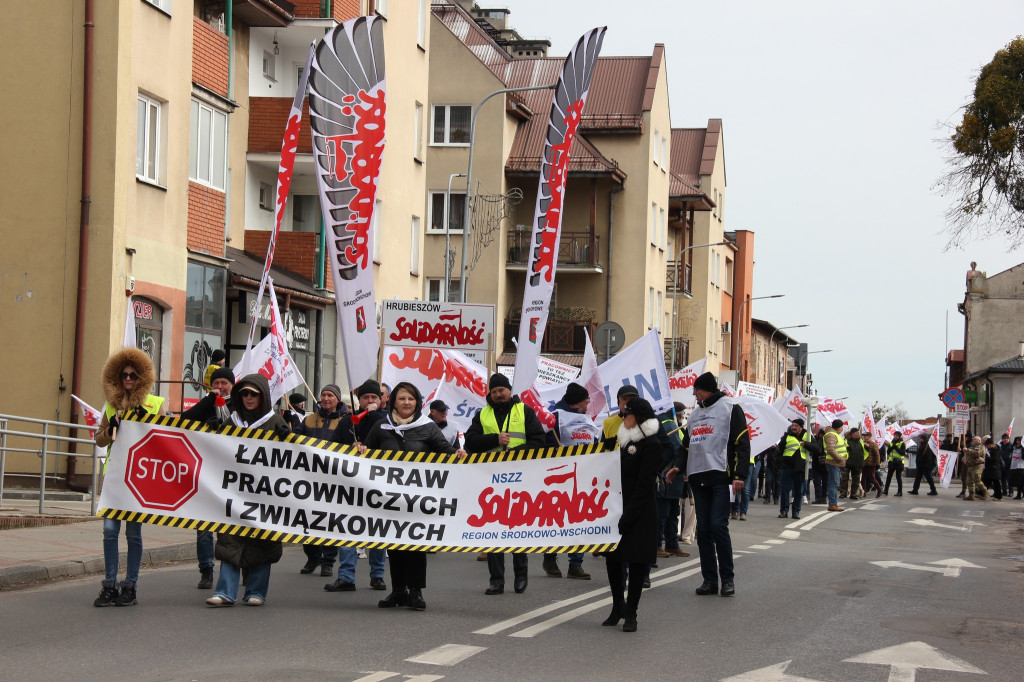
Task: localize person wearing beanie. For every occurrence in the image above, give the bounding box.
[666,371,749,598]
[326,378,388,593]
[884,430,907,496]
[602,396,661,632]
[203,349,227,388]
[541,382,597,581]
[181,366,237,591]
[465,373,545,595]
[92,347,166,608]
[822,420,849,511]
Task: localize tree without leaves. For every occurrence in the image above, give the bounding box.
[938,36,1024,249]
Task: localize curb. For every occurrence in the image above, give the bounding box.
[0,542,196,589]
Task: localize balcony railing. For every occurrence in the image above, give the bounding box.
[503,319,596,354]
[506,231,600,267]
[666,261,692,295]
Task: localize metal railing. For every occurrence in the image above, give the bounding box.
[507,231,601,267]
[0,414,101,515]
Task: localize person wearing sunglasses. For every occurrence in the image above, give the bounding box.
[93,347,166,607]
[205,374,290,607]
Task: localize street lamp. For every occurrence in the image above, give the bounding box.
[733,294,784,380]
[669,240,730,373]
[460,83,557,302]
[798,349,832,392]
[768,324,808,392]
[443,173,466,301]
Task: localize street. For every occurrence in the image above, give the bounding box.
[2,494,1023,681]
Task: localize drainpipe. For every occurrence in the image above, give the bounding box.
[604,184,624,322]
[67,0,95,492]
[223,0,233,252]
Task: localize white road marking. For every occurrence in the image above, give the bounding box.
[843,640,985,681]
[763,539,785,544]
[404,676,445,682]
[406,644,485,667]
[908,507,936,514]
[779,530,800,539]
[960,510,985,517]
[749,544,772,550]
[785,510,827,529]
[801,509,851,530]
[721,659,821,681]
[474,558,700,635]
[352,673,399,682]
[860,504,884,510]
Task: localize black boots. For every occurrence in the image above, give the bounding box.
[407,588,426,611]
[198,567,214,590]
[378,588,409,608]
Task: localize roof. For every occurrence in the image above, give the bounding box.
[750,318,801,345]
[432,2,514,73]
[226,247,332,305]
[947,349,965,363]
[964,354,1024,383]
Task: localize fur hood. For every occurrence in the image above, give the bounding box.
[101,347,155,411]
[617,418,661,446]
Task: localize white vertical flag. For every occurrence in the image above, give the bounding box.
[123,297,137,348]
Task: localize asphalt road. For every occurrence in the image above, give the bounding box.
[2,494,1023,681]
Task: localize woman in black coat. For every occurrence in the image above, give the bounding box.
[360,381,466,611]
[603,397,662,632]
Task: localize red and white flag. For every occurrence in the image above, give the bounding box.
[71,394,102,438]
[776,385,808,423]
[738,395,791,458]
[309,17,386,389]
[1007,418,1015,437]
[243,45,315,364]
[669,357,707,408]
[861,409,875,438]
[233,278,305,405]
[511,27,606,395]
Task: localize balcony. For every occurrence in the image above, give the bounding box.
[505,231,601,272]
[666,261,692,296]
[503,311,596,354]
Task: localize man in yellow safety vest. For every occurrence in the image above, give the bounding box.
[823,419,848,512]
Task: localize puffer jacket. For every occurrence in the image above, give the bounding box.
[863,437,881,466]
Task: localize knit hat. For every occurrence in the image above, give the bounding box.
[210,349,226,364]
[563,382,589,406]
[792,418,805,427]
[693,372,718,392]
[831,419,844,430]
[321,384,343,402]
[488,373,512,391]
[356,380,381,398]
[620,397,655,423]
[210,367,235,384]
[616,384,639,400]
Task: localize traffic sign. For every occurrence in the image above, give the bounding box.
[125,429,203,510]
[940,386,964,408]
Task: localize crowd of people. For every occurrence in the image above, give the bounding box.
[91,347,1015,632]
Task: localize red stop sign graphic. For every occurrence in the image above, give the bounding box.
[125,429,202,510]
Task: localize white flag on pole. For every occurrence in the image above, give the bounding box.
[123,297,137,348]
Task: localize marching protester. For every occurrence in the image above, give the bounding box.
[93,347,166,607]
[1000,433,1013,498]
[823,420,848,511]
[667,372,749,598]
[861,431,884,498]
[543,382,596,580]
[284,393,307,431]
[295,384,348,577]
[807,425,827,504]
[601,397,662,632]
[465,373,545,595]
[359,382,467,611]
[206,374,289,606]
[202,348,226,388]
[841,427,866,500]
[427,399,459,447]
[1010,436,1024,500]
[883,431,906,496]
[963,436,988,501]
[909,434,938,496]
[983,436,1004,500]
[761,443,780,505]
[777,419,810,519]
[658,408,689,554]
[181,367,236,590]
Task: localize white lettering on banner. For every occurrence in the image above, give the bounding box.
[98,419,622,550]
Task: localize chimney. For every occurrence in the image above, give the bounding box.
[1019,341,1024,358]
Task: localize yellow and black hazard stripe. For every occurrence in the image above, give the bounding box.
[120,413,611,463]
[96,507,617,554]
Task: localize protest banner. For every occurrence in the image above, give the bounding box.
[815,397,855,428]
[668,357,707,408]
[737,395,791,457]
[381,300,495,354]
[598,329,673,414]
[737,381,774,405]
[776,385,807,422]
[97,417,622,553]
[536,356,580,386]
[232,278,305,405]
[381,346,489,402]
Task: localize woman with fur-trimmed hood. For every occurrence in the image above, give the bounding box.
[93,347,165,608]
[206,373,287,607]
[602,396,662,633]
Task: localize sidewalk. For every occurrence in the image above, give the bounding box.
[0,497,196,588]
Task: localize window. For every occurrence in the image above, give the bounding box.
[258,183,272,211]
[648,287,655,328]
[661,138,668,171]
[725,258,734,295]
[427,278,461,302]
[376,0,388,16]
[650,202,658,246]
[432,104,471,145]
[373,198,382,263]
[189,99,227,190]
[417,0,427,48]
[656,290,663,331]
[185,261,225,406]
[413,102,424,161]
[428,191,466,233]
[653,130,660,166]
[136,93,162,183]
[292,195,318,232]
[410,216,421,274]
[262,50,276,82]
[659,207,667,250]
[719,189,725,221]
[143,0,171,13]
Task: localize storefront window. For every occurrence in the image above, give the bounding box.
[184,261,226,407]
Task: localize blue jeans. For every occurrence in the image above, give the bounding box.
[741,460,760,515]
[213,561,271,603]
[337,547,386,582]
[545,551,584,566]
[102,518,142,588]
[656,497,681,550]
[779,468,805,516]
[197,530,215,569]
[827,466,842,506]
[690,481,734,584]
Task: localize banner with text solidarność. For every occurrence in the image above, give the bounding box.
[97,416,622,553]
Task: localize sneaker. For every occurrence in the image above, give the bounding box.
[113,585,137,606]
[205,595,234,607]
[370,577,387,591]
[356,548,367,559]
[324,579,356,592]
[243,596,264,606]
[94,586,119,607]
[567,565,591,580]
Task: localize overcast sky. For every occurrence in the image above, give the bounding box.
[506,0,1024,418]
